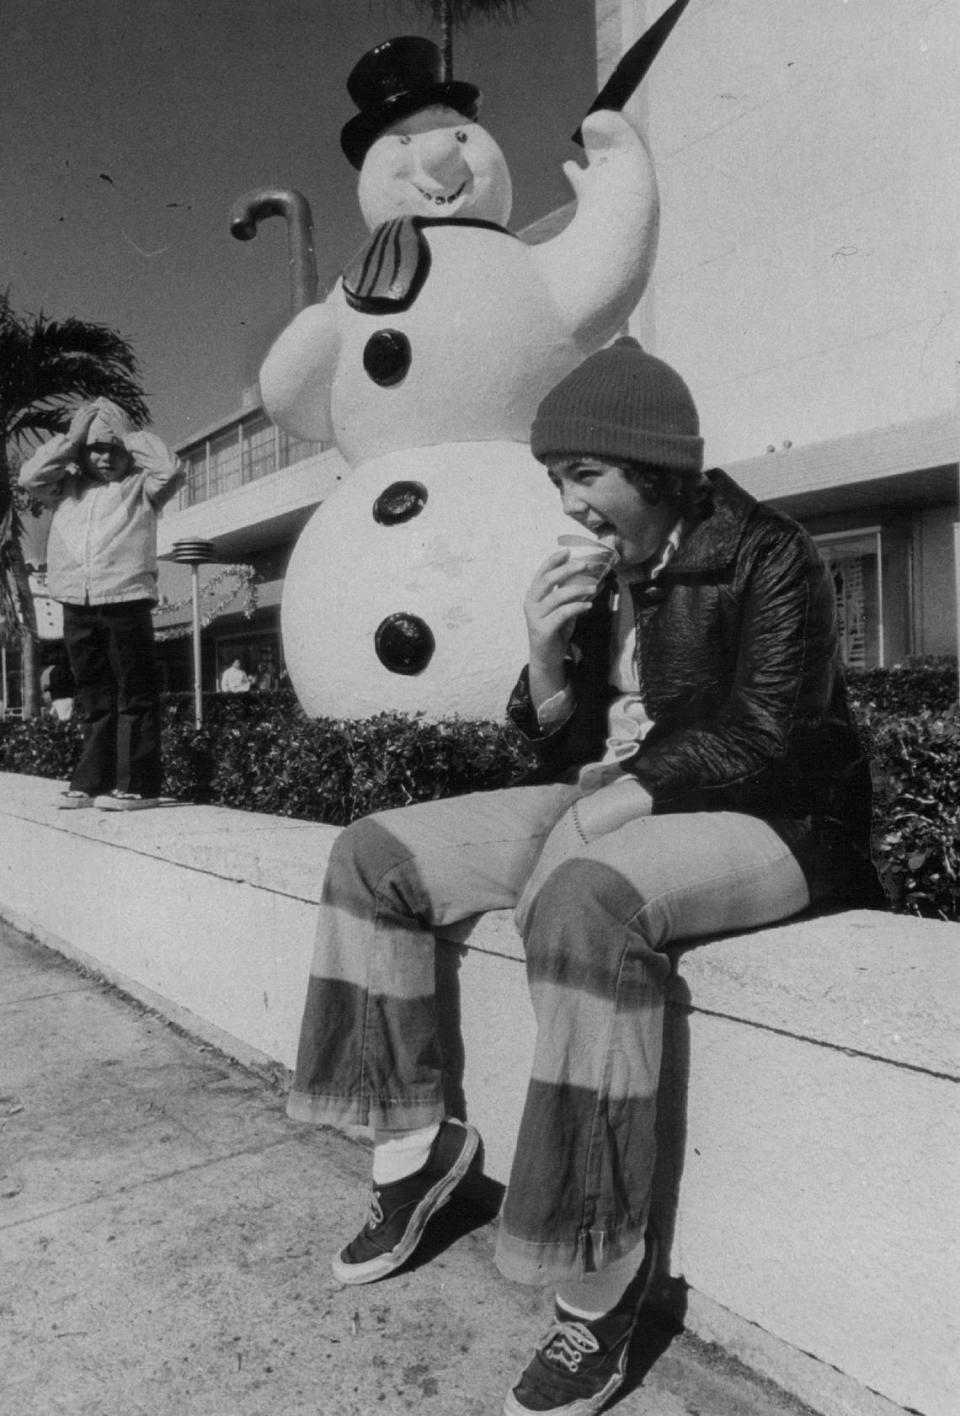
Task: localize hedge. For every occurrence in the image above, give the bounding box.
[2,662,958,921]
[157,691,535,823]
[846,658,959,718]
[843,660,959,922]
[0,691,535,827]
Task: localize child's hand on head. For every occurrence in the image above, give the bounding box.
[66,403,97,449]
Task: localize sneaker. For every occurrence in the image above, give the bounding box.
[94,791,161,812]
[58,790,94,810]
[332,1119,480,1286]
[504,1228,659,1416]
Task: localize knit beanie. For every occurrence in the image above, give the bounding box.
[530,337,704,473]
[85,398,135,445]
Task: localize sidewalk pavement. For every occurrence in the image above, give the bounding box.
[1,919,818,1416]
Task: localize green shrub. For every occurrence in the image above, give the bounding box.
[0,691,534,823]
[3,665,958,921]
[160,691,534,822]
[847,657,958,717]
[0,713,83,780]
[847,659,959,920]
[861,703,960,921]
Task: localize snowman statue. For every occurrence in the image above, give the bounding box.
[257,33,662,721]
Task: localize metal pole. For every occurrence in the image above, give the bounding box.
[229,187,318,315]
[1,645,7,718]
[191,563,203,729]
[170,539,217,731]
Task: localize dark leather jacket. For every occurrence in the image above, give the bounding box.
[508,469,880,902]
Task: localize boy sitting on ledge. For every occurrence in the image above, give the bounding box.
[287,338,881,1416]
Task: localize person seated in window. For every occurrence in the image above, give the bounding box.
[220,657,252,693]
[254,660,275,691]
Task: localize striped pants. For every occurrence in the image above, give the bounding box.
[287,783,811,1284]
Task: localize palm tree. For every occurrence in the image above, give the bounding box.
[0,290,149,717]
[390,0,527,79]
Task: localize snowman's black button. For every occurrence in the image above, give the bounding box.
[373,481,428,525]
[364,329,411,386]
[375,613,435,676]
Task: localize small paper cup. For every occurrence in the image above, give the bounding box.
[557,534,618,584]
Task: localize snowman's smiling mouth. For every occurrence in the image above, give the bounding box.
[416,182,467,207]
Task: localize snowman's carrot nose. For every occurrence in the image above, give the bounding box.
[415,131,469,181]
[230,187,318,313]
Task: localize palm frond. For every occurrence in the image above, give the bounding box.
[7,409,71,445]
[1,292,149,447]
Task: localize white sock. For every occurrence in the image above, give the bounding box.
[556,1296,608,1321]
[555,1243,647,1320]
[372,1122,441,1184]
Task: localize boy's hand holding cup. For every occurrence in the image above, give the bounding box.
[525,534,619,677]
[556,534,619,596]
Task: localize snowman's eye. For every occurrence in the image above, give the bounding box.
[455,130,468,144]
[398,134,412,146]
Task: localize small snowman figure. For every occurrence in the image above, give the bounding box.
[260,35,660,721]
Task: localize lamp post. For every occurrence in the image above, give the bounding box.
[170,539,217,728]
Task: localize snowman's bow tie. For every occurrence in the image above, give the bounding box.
[342,218,431,314]
[342,217,515,315]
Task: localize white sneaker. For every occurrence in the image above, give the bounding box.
[94,792,161,812]
[58,791,94,810]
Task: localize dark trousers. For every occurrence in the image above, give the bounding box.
[62,600,162,797]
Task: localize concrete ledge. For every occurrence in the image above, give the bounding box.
[1,771,957,1416]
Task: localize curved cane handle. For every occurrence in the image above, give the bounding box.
[230,187,318,314]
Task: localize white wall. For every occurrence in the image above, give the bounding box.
[615,0,958,467]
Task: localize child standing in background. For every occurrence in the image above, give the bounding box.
[19,398,184,810]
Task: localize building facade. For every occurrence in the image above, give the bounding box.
[154,391,343,692]
[598,0,957,670]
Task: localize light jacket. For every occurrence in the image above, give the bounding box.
[508,468,882,905]
[18,432,184,606]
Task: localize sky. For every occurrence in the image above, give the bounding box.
[1,0,596,447]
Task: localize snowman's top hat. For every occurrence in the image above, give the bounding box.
[341,36,482,169]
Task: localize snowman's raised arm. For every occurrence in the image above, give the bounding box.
[530,110,659,351]
[258,300,340,444]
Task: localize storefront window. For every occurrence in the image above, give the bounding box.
[815,529,882,669]
[177,416,325,508]
[207,428,242,497]
[279,429,322,468]
[0,643,23,717]
[215,634,282,692]
[241,414,277,483]
[181,448,207,507]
